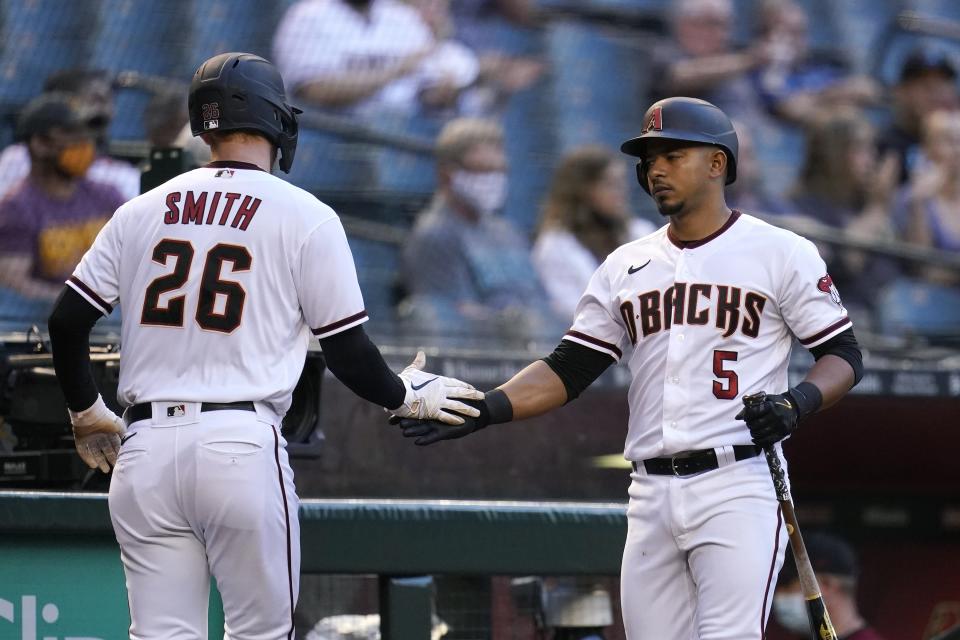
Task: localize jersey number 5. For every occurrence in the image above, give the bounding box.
[141,239,251,334]
[712,350,738,400]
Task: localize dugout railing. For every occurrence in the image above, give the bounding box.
[0,491,627,639]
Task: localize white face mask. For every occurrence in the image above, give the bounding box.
[773,593,810,635]
[450,169,508,217]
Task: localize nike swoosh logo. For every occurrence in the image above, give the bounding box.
[411,377,439,391]
[628,260,651,274]
[120,432,138,446]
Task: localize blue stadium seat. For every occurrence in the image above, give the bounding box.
[92,0,193,141]
[347,236,400,326]
[547,21,646,153]
[186,0,286,72]
[373,112,439,196]
[829,0,902,73]
[0,1,94,106]
[285,129,378,195]
[750,121,805,198]
[909,0,960,21]
[876,278,960,340]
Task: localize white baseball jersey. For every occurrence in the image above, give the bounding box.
[68,161,367,418]
[564,211,851,462]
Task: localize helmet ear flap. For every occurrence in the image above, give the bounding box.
[636,161,651,194]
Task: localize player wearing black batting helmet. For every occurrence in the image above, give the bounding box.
[189,52,302,173]
[621,96,739,194]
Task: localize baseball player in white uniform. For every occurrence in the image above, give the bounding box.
[394,97,864,639]
[47,52,481,640]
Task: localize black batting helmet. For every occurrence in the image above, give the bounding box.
[620,97,738,193]
[189,52,302,173]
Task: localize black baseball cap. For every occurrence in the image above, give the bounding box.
[15,92,87,141]
[900,48,958,83]
[780,533,859,583]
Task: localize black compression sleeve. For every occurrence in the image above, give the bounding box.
[808,328,864,385]
[48,286,103,411]
[318,325,405,409]
[541,339,615,402]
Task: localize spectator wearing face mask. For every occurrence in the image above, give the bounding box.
[401,117,558,339]
[773,533,884,640]
[0,93,125,302]
[0,69,141,201]
[533,145,655,319]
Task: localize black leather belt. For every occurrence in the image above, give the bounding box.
[126,401,256,423]
[631,445,762,477]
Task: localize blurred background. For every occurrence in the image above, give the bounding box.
[0,0,959,639]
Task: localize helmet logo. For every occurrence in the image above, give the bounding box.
[642,106,662,134]
[201,102,221,130]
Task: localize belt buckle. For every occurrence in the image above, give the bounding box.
[670,455,683,476]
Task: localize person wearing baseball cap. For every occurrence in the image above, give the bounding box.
[0,92,125,301]
[879,47,960,183]
[773,533,885,640]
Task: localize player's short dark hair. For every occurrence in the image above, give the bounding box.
[203,128,272,146]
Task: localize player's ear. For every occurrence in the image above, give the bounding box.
[709,148,727,181]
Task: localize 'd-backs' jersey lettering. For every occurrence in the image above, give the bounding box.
[564,211,851,461]
[68,166,367,417]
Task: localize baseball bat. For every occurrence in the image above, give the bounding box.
[742,391,839,640]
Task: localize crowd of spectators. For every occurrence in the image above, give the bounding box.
[0,0,958,344]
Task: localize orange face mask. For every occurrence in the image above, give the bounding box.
[57,140,95,177]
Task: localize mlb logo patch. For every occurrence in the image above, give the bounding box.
[167,404,186,418]
[204,119,219,130]
[215,169,234,178]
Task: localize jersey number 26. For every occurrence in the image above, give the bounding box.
[141,238,251,334]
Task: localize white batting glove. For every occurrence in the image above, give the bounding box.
[68,394,126,473]
[391,351,484,425]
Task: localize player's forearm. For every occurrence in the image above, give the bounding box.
[497,360,568,421]
[48,287,103,411]
[318,325,406,409]
[801,354,856,411]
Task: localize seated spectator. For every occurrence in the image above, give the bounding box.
[726,119,795,216]
[0,93,125,302]
[0,69,141,201]
[447,0,544,113]
[750,0,880,126]
[273,0,479,117]
[879,48,960,184]
[648,0,769,122]
[773,533,885,639]
[532,145,655,319]
[893,110,960,285]
[790,109,901,316]
[400,118,559,339]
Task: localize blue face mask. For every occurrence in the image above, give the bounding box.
[773,592,810,635]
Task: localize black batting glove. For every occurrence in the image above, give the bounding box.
[390,397,490,446]
[735,392,799,447]
[391,414,487,446]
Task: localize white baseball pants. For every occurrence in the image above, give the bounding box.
[109,403,300,640]
[620,448,788,639]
